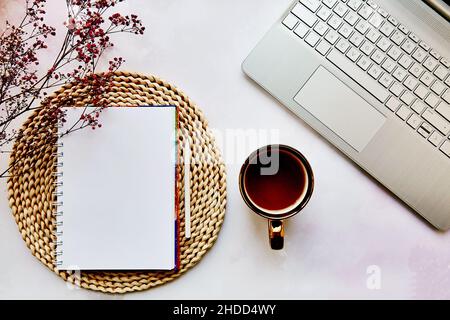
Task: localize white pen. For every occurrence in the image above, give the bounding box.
[184,141,191,239]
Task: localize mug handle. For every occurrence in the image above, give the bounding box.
[268,220,284,250]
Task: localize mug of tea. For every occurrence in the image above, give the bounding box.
[239,144,314,250]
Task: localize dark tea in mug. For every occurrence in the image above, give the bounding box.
[240,145,313,218]
[239,145,314,249]
[244,148,309,212]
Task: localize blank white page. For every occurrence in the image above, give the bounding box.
[57,106,176,270]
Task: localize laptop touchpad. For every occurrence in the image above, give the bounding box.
[294,66,386,152]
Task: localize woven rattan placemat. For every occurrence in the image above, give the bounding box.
[7,71,227,293]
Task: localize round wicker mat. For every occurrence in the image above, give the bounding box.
[7,71,227,293]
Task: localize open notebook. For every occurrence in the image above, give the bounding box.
[55,106,178,270]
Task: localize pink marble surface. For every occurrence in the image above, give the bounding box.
[0,0,450,299]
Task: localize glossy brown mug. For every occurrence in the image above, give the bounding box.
[239,145,314,250]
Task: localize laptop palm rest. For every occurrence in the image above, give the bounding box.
[294,66,386,152]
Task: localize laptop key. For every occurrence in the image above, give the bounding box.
[422,108,450,135]
[386,96,401,111]
[429,131,444,147]
[423,56,438,72]
[407,113,422,129]
[368,13,383,28]
[404,76,418,91]
[401,39,415,54]
[396,105,411,120]
[425,93,439,108]
[282,14,298,30]
[393,67,407,82]
[336,39,350,53]
[430,49,441,60]
[411,100,426,114]
[368,65,382,79]
[328,15,343,29]
[355,20,370,34]
[325,30,340,44]
[391,30,405,46]
[443,90,450,104]
[316,40,331,55]
[440,141,450,158]
[413,84,428,99]
[408,33,420,43]
[398,55,413,69]
[389,82,404,97]
[317,6,332,21]
[347,0,363,11]
[334,2,349,17]
[379,73,393,88]
[380,21,395,37]
[419,41,431,51]
[305,32,321,47]
[366,29,381,43]
[300,0,321,12]
[323,0,338,9]
[294,23,309,38]
[377,7,388,18]
[382,58,396,73]
[412,47,427,63]
[431,81,446,96]
[338,23,353,38]
[292,3,317,27]
[436,101,450,121]
[344,10,359,26]
[346,47,361,62]
[358,4,373,19]
[357,56,371,71]
[349,32,364,47]
[314,21,329,36]
[367,0,378,9]
[434,65,448,81]
[376,37,391,52]
[371,50,385,64]
[420,72,435,87]
[361,41,375,55]
[441,58,450,68]
[387,46,402,60]
[398,24,410,35]
[387,16,398,26]
[400,91,415,106]
[410,63,424,78]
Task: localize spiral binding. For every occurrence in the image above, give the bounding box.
[53,121,64,268]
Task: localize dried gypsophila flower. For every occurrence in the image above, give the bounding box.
[0,0,145,178]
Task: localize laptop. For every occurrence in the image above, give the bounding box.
[242,0,450,229]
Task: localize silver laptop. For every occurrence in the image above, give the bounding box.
[243,0,450,229]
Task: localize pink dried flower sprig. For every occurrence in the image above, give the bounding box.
[0,0,145,177]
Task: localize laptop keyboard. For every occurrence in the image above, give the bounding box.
[283,0,450,158]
